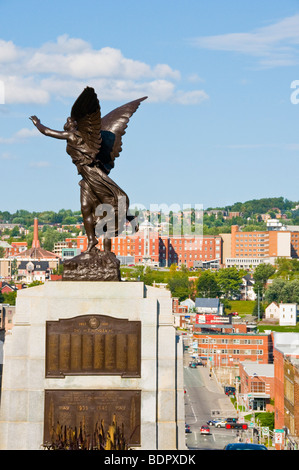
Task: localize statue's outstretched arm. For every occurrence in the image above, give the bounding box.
[29,116,69,140]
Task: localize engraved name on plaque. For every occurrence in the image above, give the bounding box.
[44,389,141,446]
[46,315,141,378]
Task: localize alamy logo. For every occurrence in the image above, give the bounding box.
[0,81,4,104]
[290,80,299,104]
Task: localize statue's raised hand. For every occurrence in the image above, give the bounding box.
[29,116,40,126]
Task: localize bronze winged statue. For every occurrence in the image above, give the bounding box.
[30,87,147,254]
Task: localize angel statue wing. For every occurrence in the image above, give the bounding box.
[96,95,147,174]
[70,86,102,156]
[70,87,147,173]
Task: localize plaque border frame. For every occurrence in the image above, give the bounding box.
[45,314,141,379]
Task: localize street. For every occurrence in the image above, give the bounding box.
[183,341,252,450]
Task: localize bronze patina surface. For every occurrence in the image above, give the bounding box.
[44,389,141,446]
[46,315,141,378]
[30,87,147,281]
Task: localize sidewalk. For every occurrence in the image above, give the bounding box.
[199,365,238,417]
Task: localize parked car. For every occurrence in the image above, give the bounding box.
[185,424,191,433]
[189,362,197,368]
[200,425,210,435]
[224,443,267,450]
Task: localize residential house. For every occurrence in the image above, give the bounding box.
[17,260,50,283]
[240,274,256,301]
[265,302,280,321]
[195,297,223,315]
[279,303,298,326]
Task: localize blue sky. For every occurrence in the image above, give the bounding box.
[1,0,299,214]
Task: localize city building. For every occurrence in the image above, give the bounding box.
[239,362,275,412]
[231,225,290,261]
[283,357,299,448]
[9,242,28,256]
[0,304,15,333]
[273,333,299,433]
[0,259,12,280]
[58,232,223,268]
[193,330,272,368]
[221,224,299,267]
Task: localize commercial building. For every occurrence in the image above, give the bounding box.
[59,232,223,268]
[239,362,275,412]
[273,333,299,433]
[193,330,272,368]
[222,224,299,267]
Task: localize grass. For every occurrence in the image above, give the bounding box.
[228,300,255,316]
[257,324,299,333]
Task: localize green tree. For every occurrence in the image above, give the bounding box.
[253,263,276,300]
[2,291,17,305]
[196,270,221,298]
[216,267,243,299]
[264,278,286,304]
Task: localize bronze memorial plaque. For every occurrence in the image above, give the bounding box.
[44,389,141,446]
[46,315,141,378]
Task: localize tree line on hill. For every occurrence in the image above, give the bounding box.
[2,197,299,237]
[121,258,299,317]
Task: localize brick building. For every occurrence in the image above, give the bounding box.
[61,232,222,268]
[9,242,27,257]
[273,333,299,433]
[193,330,272,368]
[222,224,299,267]
[284,357,299,440]
[239,362,275,412]
[231,225,291,260]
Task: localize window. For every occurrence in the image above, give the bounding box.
[251,381,265,393]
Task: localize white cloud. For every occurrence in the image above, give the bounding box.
[190,14,299,67]
[0,35,206,105]
[29,161,50,168]
[0,151,15,160]
[0,127,39,143]
[173,90,209,105]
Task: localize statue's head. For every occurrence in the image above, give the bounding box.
[64,117,77,131]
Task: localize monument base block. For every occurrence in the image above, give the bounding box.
[62,249,121,281]
[0,281,185,450]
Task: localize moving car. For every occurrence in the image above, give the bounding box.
[185,424,191,433]
[200,425,210,435]
[224,386,236,396]
[207,419,221,426]
[224,443,267,450]
[214,419,228,428]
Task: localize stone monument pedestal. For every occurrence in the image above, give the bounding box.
[0,281,185,450]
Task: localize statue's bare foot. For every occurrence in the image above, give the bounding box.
[86,239,98,253]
